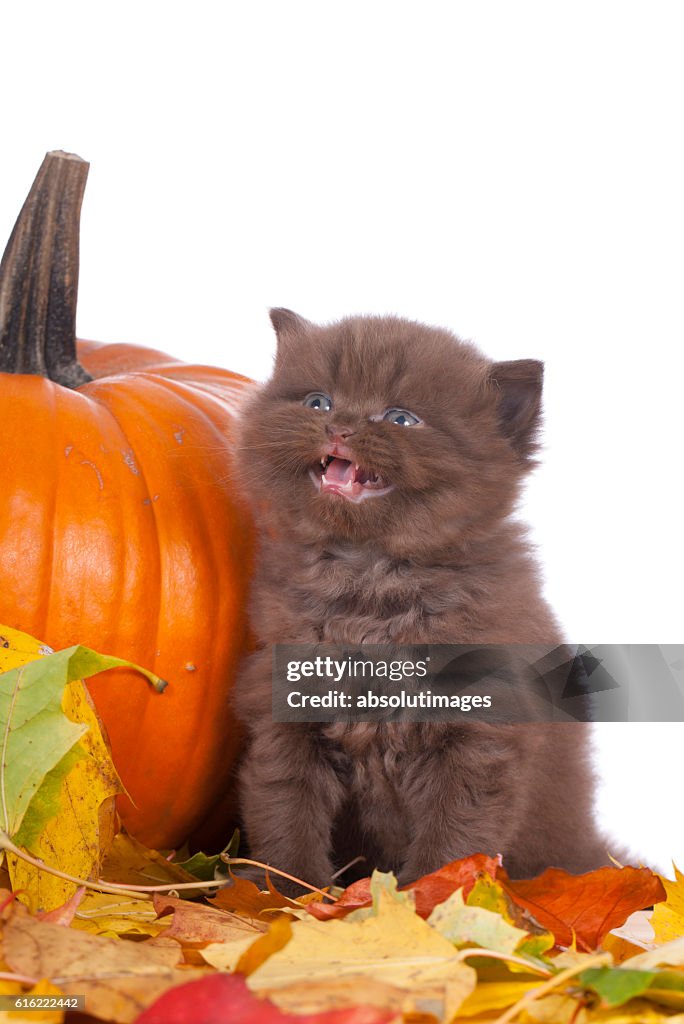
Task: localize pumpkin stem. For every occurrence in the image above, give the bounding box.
[0,151,92,388]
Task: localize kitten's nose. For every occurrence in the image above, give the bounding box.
[326,424,356,442]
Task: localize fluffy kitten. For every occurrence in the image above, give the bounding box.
[232,309,608,890]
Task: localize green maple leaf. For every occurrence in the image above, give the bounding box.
[0,644,165,840]
[579,966,658,1007]
[13,745,85,848]
[178,831,241,881]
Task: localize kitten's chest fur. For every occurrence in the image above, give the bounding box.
[252,537,498,644]
[309,545,438,642]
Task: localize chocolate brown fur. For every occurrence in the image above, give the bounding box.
[232,311,608,890]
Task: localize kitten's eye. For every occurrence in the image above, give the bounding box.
[383,408,421,427]
[302,392,333,412]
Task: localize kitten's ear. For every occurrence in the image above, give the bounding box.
[490,359,544,459]
[269,308,311,362]
[269,308,310,336]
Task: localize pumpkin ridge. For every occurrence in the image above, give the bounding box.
[120,372,249,488]
[41,382,59,643]
[75,378,168,756]
[50,384,161,662]
[78,377,165,681]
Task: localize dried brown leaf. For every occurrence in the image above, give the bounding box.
[152,893,266,944]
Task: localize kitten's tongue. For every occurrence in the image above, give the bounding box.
[314,455,393,502]
[324,458,355,485]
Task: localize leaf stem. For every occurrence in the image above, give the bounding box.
[0,832,228,898]
[454,947,553,976]
[0,971,40,985]
[225,857,336,901]
[0,835,335,902]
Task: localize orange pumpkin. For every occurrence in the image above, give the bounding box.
[0,152,255,849]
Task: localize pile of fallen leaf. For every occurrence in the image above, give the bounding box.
[2,627,684,1023]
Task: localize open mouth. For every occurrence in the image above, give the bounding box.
[309,447,394,503]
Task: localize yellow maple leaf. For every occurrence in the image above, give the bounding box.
[2,626,121,911]
[68,891,167,938]
[516,992,587,1022]
[651,867,684,945]
[0,626,55,672]
[100,833,200,887]
[455,980,544,1017]
[247,888,476,1021]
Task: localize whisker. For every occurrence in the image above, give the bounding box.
[235,442,309,450]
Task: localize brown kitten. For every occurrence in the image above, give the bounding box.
[232,309,608,891]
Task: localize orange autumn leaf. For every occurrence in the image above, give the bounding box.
[234,915,294,976]
[210,872,303,918]
[500,864,666,951]
[407,854,502,918]
[305,878,374,922]
[307,853,500,921]
[37,886,86,925]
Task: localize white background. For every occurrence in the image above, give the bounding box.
[1,1,682,870]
